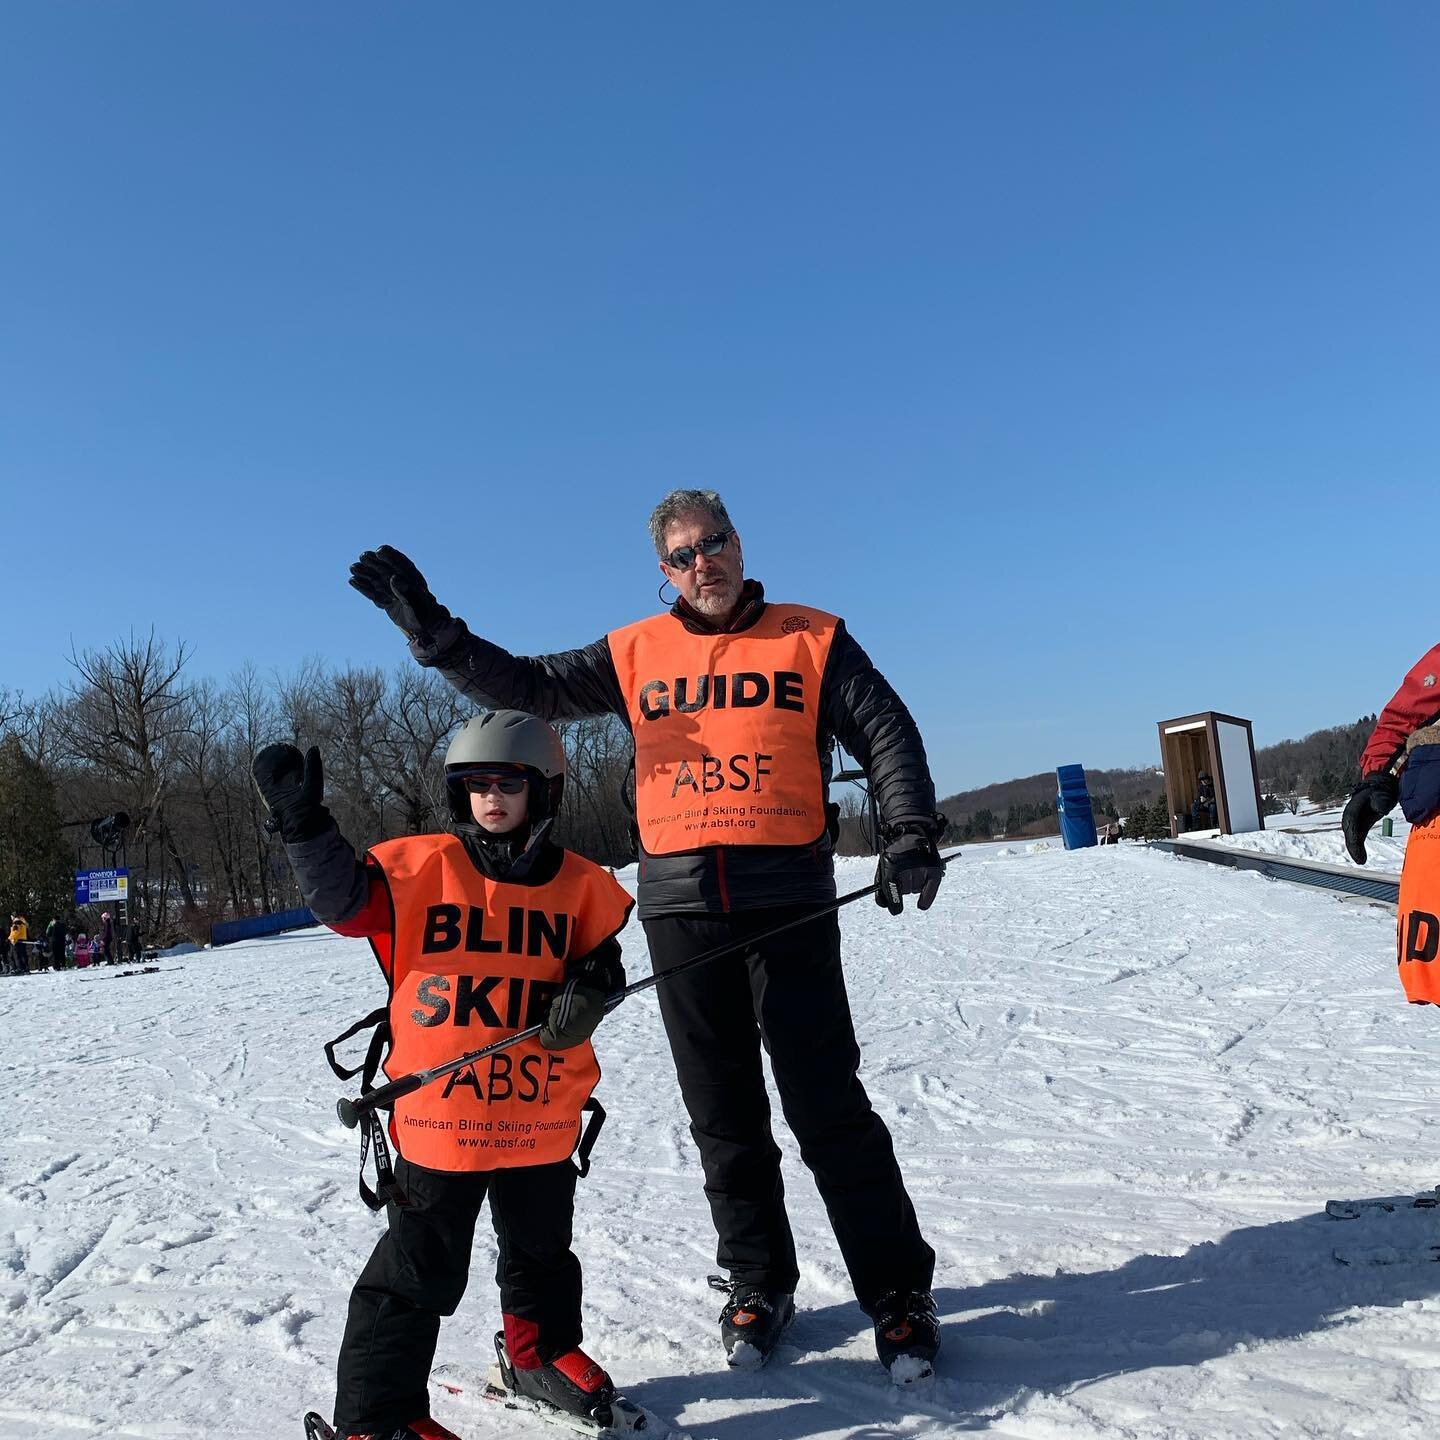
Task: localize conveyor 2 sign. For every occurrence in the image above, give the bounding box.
[75,868,128,905]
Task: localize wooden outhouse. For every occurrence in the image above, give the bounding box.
[1156,711,1264,837]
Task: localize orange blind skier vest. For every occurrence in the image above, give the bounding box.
[1397,817,1440,1004]
[608,605,837,855]
[367,834,633,1170]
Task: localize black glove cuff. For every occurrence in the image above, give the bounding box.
[569,940,624,995]
[1358,770,1400,806]
[882,812,945,844]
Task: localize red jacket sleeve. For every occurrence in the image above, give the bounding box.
[327,858,395,939]
[1361,642,1440,776]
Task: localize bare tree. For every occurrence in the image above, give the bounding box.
[228,664,288,913]
[553,714,634,866]
[54,630,197,932]
[13,639,646,942]
[374,667,470,836]
[316,666,389,848]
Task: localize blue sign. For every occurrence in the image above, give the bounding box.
[74,868,129,906]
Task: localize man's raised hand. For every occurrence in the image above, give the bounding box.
[349,545,451,641]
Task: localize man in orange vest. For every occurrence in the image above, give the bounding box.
[351,489,945,1383]
[254,712,637,1440]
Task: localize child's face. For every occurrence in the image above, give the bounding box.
[466,773,531,835]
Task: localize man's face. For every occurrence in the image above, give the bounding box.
[659,511,744,619]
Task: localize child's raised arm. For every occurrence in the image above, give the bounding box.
[252,744,390,937]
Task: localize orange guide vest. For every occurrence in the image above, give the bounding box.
[366,834,633,1170]
[1397,817,1440,1004]
[608,604,837,855]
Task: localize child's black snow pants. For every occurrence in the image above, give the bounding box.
[643,905,935,1315]
[333,1155,582,1437]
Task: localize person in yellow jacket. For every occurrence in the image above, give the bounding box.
[9,914,29,975]
[254,712,635,1440]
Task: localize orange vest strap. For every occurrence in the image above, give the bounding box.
[574,1098,605,1179]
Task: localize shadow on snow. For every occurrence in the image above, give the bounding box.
[623,1201,1440,1438]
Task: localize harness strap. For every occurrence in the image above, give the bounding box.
[574,1098,606,1179]
[357,1105,408,1212]
[325,1008,409,1211]
[323,1006,387,1081]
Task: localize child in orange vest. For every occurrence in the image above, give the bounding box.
[254,711,636,1440]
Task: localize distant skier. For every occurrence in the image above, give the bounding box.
[45,917,66,971]
[97,911,115,965]
[350,487,945,1382]
[9,914,28,974]
[254,711,637,1440]
[1344,644,1440,1004]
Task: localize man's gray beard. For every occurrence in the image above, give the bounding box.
[689,583,736,617]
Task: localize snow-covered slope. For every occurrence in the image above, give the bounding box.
[1202,804,1410,871]
[5,847,1440,1439]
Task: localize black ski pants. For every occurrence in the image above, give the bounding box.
[644,906,934,1314]
[334,1156,582,1436]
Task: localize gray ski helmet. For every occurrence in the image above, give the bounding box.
[444,710,566,824]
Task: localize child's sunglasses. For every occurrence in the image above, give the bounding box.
[461,773,529,796]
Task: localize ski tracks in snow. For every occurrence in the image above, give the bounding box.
[5,851,1440,1437]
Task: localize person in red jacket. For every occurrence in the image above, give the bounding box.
[1346,644,1440,1008]
[1343,642,1440,865]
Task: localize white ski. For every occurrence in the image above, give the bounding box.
[479,1365,664,1438]
[1325,1188,1440,1220]
[1334,1242,1440,1267]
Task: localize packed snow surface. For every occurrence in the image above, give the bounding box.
[1203,804,1410,871]
[5,846,1440,1439]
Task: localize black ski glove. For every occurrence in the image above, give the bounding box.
[540,939,623,1050]
[539,979,610,1051]
[1342,770,1399,865]
[252,743,333,845]
[348,545,452,641]
[875,820,945,916]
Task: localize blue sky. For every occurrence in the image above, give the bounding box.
[2,3,1436,797]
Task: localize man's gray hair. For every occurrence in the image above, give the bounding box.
[648,489,734,558]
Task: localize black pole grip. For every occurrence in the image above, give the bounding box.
[337,1068,428,1128]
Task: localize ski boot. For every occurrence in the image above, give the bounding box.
[484,1330,648,1435]
[708,1274,795,1369]
[871,1289,940,1384]
[303,1415,462,1440]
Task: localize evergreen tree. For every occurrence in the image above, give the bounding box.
[0,735,72,926]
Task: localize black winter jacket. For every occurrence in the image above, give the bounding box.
[409,581,939,917]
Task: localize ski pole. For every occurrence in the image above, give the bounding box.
[335,849,961,1129]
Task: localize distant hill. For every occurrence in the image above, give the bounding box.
[924,715,1379,845]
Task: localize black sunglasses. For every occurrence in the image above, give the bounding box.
[461,773,528,795]
[664,529,734,571]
